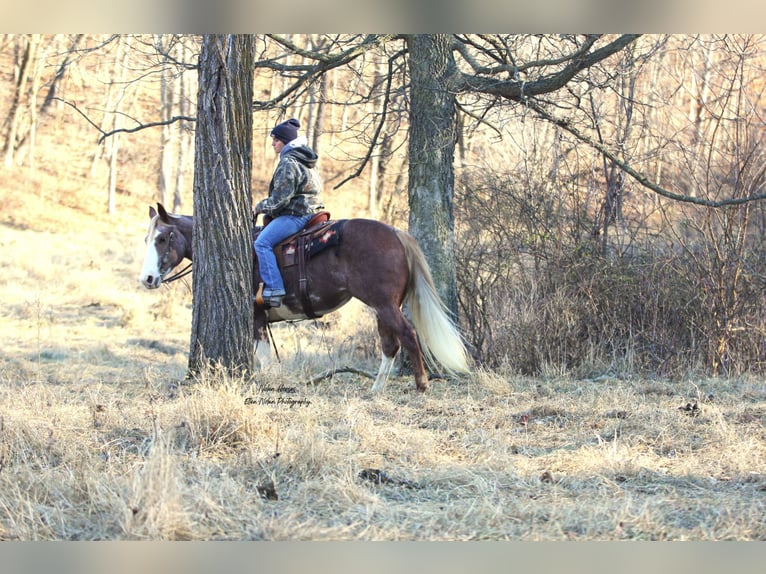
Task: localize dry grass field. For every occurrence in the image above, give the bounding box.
[1,166,765,541]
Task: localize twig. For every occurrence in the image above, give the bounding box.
[333,49,406,190]
[303,366,375,385]
[96,115,196,144]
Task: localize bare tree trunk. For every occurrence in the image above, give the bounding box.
[690,38,715,156]
[311,73,327,155]
[3,35,39,168]
[304,38,316,147]
[174,38,194,212]
[26,34,50,181]
[406,34,459,315]
[258,62,279,178]
[330,69,338,148]
[106,35,132,214]
[369,150,380,219]
[89,35,120,182]
[41,34,83,113]
[158,36,174,208]
[189,34,255,377]
[368,56,386,218]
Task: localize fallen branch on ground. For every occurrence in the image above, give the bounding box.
[303,366,375,385]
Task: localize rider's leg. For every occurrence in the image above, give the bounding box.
[254,214,311,303]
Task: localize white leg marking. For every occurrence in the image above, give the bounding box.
[371,354,396,393]
[254,340,274,371]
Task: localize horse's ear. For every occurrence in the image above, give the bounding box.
[156,203,170,223]
[149,205,157,219]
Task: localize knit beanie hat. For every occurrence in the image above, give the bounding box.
[271,118,300,144]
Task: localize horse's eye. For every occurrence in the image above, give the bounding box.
[158,236,167,244]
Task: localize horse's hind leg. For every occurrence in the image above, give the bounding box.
[371,353,396,393]
[370,312,398,392]
[371,306,428,393]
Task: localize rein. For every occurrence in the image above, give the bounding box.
[158,229,192,284]
[154,222,278,363]
[267,322,281,363]
[163,262,192,283]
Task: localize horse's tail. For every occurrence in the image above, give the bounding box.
[396,230,471,376]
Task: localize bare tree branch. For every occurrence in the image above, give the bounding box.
[333,48,406,190]
[148,34,199,71]
[454,34,601,77]
[52,97,104,135]
[252,34,398,111]
[453,35,641,100]
[41,34,84,113]
[303,366,375,385]
[52,96,195,144]
[97,115,196,144]
[527,97,766,208]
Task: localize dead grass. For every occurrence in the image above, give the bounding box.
[1,38,764,545]
[1,161,766,540]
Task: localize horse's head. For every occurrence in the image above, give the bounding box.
[139,203,190,289]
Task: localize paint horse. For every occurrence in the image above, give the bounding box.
[139,203,470,392]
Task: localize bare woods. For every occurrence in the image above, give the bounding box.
[3,34,766,377]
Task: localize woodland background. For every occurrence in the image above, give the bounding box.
[0,34,765,541]
[3,34,766,378]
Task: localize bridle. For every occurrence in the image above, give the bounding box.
[164,261,192,284]
[153,218,279,359]
[156,228,192,284]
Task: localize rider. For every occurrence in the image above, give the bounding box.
[254,118,324,307]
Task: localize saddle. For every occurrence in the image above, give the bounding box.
[254,211,343,317]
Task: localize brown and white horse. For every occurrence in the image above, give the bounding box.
[139,203,470,392]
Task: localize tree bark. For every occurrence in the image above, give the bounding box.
[189,34,255,377]
[406,34,459,315]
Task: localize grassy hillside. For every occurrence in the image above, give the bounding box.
[1,165,765,539]
[0,40,765,540]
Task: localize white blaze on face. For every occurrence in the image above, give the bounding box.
[139,218,162,289]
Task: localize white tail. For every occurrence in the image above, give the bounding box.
[396,230,471,376]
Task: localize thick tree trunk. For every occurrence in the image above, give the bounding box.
[189,34,255,377]
[406,34,459,315]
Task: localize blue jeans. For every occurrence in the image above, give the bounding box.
[254,214,312,292]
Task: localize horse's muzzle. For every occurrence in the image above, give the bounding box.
[141,275,161,289]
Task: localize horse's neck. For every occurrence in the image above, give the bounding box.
[176,215,195,261]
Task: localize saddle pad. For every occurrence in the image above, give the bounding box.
[277,220,345,268]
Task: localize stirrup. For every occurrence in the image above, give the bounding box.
[255,284,285,308]
[261,286,286,308]
[264,295,283,308]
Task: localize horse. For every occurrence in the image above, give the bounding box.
[139,203,470,392]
